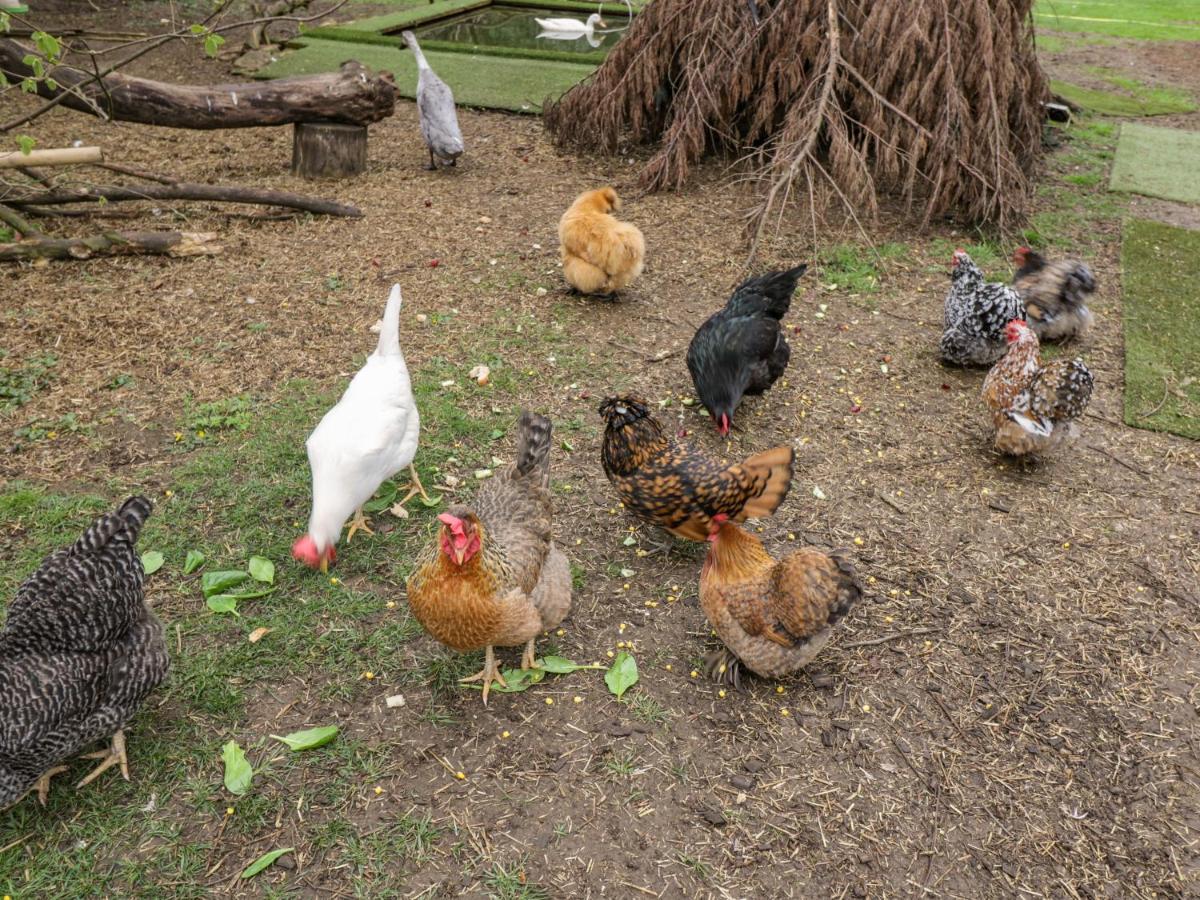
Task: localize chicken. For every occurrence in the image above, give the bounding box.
[293,284,428,573]
[700,516,859,685]
[687,265,807,435]
[599,396,794,542]
[401,31,465,169]
[1,496,169,811]
[558,187,645,296]
[940,249,1026,367]
[982,319,1094,456]
[1011,246,1095,342]
[406,411,570,704]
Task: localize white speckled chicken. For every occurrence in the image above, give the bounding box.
[1,497,169,811]
[699,516,859,685]
[940,249,1025,367]
[406,412,571,704]
[982,319,1094,456]
[293,284,428,573]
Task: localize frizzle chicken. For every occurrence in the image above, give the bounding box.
[599,396,794,541]
[1,497,169,811]
[687,264,808,435]
[940,249,1025,367]
[1011,246,1095,341]
[982,319,1094,456]
[406,412,570,703]
[700,516,859,685]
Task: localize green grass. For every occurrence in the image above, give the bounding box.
[0,350,56,410]
[1033,0,1200,41]
[1110,123,1200,204]
[1121,219,1200,440]
[1051,78,1196,117]
[259,36,596,113]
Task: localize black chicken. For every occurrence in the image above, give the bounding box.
[687,264,808,435]
[0,496,169,810]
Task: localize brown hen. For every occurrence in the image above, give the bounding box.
[599,396,794,541]
[982,319,1094,457]
[406,411,570,703]
[699,517,860,684]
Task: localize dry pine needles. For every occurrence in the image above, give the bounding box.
[544,0,1048,253]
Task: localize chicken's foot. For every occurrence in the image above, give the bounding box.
[521,638,538,671]
[397,464,434,507]
[424,149,437,171]
[704,648,745,691]
[35,765,69,805]
[345,506,375,542]
[77,729,129,788]
[460,646,507,705]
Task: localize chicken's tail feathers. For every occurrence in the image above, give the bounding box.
[734,445,794,520]
[514,410,553,485]
[75,495,153,554]
[376,284,402,356]
[824,551,863,628]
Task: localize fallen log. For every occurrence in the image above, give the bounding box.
[0,40,395,129]
[0,230,221,261]
[0,147,103,169]
[4,182,362,217]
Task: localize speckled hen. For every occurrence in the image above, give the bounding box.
[700,517,860,684]
[406,412,570,703]
[0,496,169,811]
[599,396,794,541]
[1011,246,1095,341]
[940,249,1026,367]
[982,319,1094,456]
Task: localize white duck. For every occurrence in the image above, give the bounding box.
[401,30,465,170]
[292,284,429,573]
[534,12,606,36]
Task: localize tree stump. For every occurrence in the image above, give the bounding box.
[291,122,368,179]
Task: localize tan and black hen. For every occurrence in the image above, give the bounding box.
[599,396,794,541]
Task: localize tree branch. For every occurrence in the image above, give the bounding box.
[4,182,363,217]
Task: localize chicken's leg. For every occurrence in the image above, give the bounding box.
[425,149,437,171]
[521,638,538,671]
[35,766,69,805]
[397,464,434,507]
[459,645,507,705]
[76,729,129,788]
[345,505,375,542]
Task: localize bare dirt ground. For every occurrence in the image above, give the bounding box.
[1,4,1199,898]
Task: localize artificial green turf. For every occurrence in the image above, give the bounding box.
[258,36,595,112]
[1109,123,1200,204]
[1033,0,1200,41]
[1051,78,1196,117]
[1121,219,1200,439]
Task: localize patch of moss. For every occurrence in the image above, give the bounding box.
[1051,79,1196,117]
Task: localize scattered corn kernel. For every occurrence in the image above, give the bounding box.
[665,664,673,671]
[1062,542,1071,549]
[226,807,234,816]
[867,576,876,584]
[501,730,510,738]
[455,771,466,780]
[363,671,375,680]
[718,689,727,699]
[787,533,796,541]
[884,615,894,624]
[573,696,583,704]
[780,708,790,717]
[330,577,340,585]
[606,650,615,658]
[374,786,383,795]
[545,697,554,706]
[690,670,699,678]
[556,628,565,636]
[862,704,871,713]
[853,536,865,546]
[386,601,396,609]
[775,686,785,695]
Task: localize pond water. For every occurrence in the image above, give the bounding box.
[408,4,631,55]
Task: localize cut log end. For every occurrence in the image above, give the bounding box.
[292,122,367,180]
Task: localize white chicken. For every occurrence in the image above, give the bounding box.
[292,284,429,572]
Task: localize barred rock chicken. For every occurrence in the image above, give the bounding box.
[700,517,859,685]
[293,284,428,573]
[407,412,570,704]
[1012,246,1095,341]
[982,319,1094,457]
[940,249,1025,367]
[1,497,169,811]
[558,187,645,296]
[599,396,794,541]
[402,31,465,169]
[687,264,808,436]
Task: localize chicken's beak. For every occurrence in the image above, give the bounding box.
[452,546,468,566]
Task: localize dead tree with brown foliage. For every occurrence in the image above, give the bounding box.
[544,0,1049,255]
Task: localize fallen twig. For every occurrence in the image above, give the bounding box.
[0,202,41,237]
[0,230,221,261]
[5,182,362,217]
[841,627,939,650]
[1084,443,1149,479]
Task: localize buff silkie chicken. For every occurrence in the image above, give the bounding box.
[292,284,428,573]
[599,396,794,542]
[406,412,570,704]
[940,249,1026,367]
[1011,246,1095,342]
[982,319,1094,457]
[558,187,645,296]
[700,516,860,686]
[1,497,169,811]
